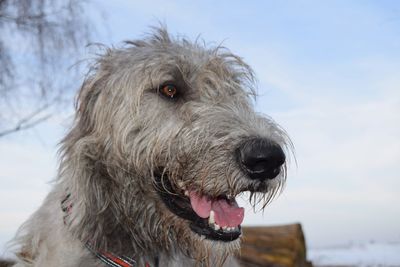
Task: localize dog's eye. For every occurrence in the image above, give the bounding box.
[159,84,179,99]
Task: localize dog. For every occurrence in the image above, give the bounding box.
[11,27,290,267]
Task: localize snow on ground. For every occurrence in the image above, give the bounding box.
[309,241,400,267]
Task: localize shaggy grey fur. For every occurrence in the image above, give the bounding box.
[10,27,291,267]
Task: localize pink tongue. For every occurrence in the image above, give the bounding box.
[189,192,211,218]
[211,199,244,227]
[189,191,244,227]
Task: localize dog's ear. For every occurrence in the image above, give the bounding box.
[77,77,100,116]
[75,71,109,135]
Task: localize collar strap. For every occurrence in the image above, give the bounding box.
[85,242,147,267]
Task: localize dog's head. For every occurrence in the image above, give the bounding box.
[61,27,292,261]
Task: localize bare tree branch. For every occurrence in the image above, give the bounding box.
[0,0,96,137]
[0,106,51,137]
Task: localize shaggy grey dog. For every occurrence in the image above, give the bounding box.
[11,28,291,267]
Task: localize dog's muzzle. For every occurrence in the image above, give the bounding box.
[154,138,286,243]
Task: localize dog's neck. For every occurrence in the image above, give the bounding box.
[61,192,160,267]
[59,157,218,266]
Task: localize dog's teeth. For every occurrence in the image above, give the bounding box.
[184,190,189,196]
[208,210,215,225]
[222,226,227,231]
[178,181,186,190]
[214,223,220,231]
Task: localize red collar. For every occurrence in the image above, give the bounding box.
[85,242,142,267]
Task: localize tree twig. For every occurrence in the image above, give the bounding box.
[0,105,52,138]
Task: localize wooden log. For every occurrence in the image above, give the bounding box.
[237,223,312,267]
[0,260,13,267]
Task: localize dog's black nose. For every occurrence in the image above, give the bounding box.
[237,138,285,181]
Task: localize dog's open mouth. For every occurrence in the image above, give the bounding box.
[155,174,244,242]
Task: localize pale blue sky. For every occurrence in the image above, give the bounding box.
[1,0,399,255]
